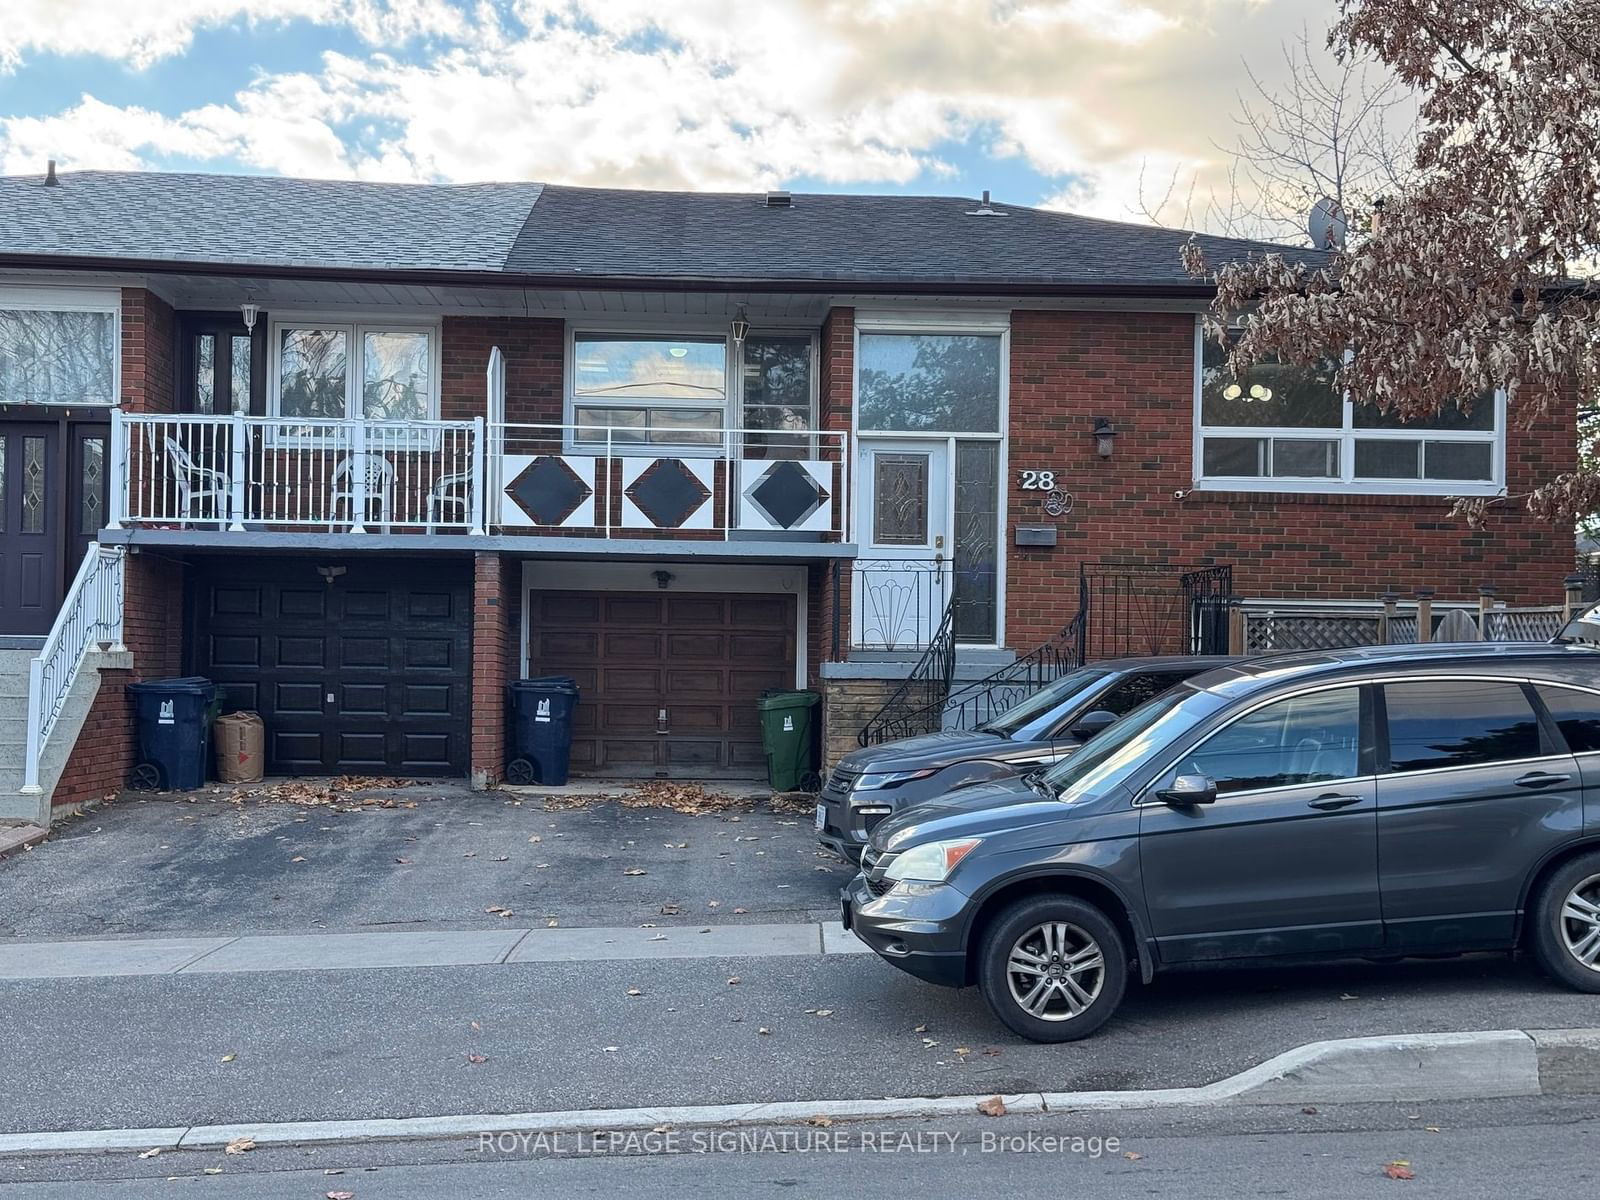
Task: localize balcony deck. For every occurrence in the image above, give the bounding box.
[108,412,854,559]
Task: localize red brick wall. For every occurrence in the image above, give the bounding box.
[470,551,515,785]
[120,288,175,413]
[440,315,564,424]
[1003,309,1577,649]
[814,307,855,666]
[49,553,185,811]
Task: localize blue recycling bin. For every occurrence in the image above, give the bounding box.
[125,676,220,791]
[506,676,580,786]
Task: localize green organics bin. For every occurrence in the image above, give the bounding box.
[757,689,821,792]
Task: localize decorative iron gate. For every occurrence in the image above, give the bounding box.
[1076,562,1234,661]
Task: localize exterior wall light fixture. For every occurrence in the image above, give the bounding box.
[1091,417,1118,459]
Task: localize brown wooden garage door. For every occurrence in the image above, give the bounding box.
[527,590,795,779]
[191,558,471,777]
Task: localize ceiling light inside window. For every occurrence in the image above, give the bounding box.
[668,347,689,358]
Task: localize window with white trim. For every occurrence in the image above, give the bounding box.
[270,320,438,422]
[1194,320,1503,495]
[567,330,815,450]
[0,287,118,406]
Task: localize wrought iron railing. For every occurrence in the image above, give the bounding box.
[1078,562,1235,659]
[849,558,951,651]
[857,600,958,747]
[22,543,125,794]
[918,610,1087,733]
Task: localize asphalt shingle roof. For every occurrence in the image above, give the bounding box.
[0,169,1323,289]
[506,185,1325,287]
[0,171,543,273]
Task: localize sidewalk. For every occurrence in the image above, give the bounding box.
[0,920,870,979]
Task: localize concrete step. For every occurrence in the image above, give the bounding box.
[0,823,47,854]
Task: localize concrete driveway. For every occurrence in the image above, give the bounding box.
[0,784,852,939]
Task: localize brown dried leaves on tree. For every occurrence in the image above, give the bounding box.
[1185,0,1600,522]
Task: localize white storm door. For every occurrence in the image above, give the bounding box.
[852,439,951,650]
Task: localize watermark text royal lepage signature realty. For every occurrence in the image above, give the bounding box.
[477,1129,1123,1157]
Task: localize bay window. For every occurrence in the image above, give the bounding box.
[568,329,815,449]
[0,288,118,406]
[1194,322,1503,495]
[271,319,437,423]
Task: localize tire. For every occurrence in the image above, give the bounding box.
[977,895,1128,1042]
[1530,851,1600,993]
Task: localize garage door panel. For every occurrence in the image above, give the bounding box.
[604,667,663,694]
[212,587,262,618]
[403,637,455,670]
[730,596,789,626]
[665,633,724,659]
[604,596,663,623]
[193,559,469,777]
[209,634,260,669]
[404,684,452,716]
[275,636,326,668]
[341,637,388,668]
[278,590,324,619]
[527,588,796,780]
[603,632,662,659]
[275,681,324,714]
[215,681,258,712]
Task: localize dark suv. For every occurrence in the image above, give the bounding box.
[817,657,1238,861]
[843,643,1600,1042]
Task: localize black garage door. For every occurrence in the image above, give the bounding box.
[190,557,471,776]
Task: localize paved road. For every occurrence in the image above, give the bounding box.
[2,1098,1596,1197]
[0,793,850,939]
[1,942,1592,1135]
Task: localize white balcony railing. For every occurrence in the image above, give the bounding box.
[110,411,850,541]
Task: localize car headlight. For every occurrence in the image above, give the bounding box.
[854,768,936,791]
[881,838,983,883]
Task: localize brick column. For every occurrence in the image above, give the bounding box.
[471,552,514,789]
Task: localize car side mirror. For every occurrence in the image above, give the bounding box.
[1068,709,1119,741]
[1157,773,1217,806]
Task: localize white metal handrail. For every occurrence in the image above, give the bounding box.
[21,543,125,794]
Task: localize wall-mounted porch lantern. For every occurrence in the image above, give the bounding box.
[240,301,260,334]
[730,306,750,347]
[1091,417,1118,459]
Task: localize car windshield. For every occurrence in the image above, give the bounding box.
[1038,684,1229,802]
[979,668,1111,737]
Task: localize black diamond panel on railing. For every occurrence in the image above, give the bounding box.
[747,460,826,530]
[505,455,593,526]
[626,459,711,528]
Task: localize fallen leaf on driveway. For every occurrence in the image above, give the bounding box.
[466,1053,488,1065]
[1383,1162,1415,1180]
[805,1116,834,1127]
[626,987,643,997]
[758,1027,771,1035]
[727,976,741,985]
[223,1137,254,1155]
[290,856,306,863]
[494,855,509,862]
[202,1167,222,1175]
[623,868,647,876]
[137,1148,162,1159]
[463,851,477,859]
[733,907,748,914]
[649,933,667,941]
[470,1022,481,1032]
[547,919,558,928]
[659,903,681,915]
[528,835,542,843]
[602,1046,619,1053]
[913,1024,928,1033]
[394,858,412,865]
[812,1009,834,1017]
[1300,1107,1319,1115]
[1123,1151,1143,1161]
[327,1191,356,1200]
[707,900,721,908]
[976,1096,1006,1117]
[220,1053,236,1063]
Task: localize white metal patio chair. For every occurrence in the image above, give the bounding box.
[330,452,395,530]
[426,471,474,532]
[164,436,232,523]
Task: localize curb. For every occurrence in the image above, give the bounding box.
[0,825,47,857]
[0,1028,1594,1158]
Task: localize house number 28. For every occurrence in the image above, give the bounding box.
[1019,470,1058,491]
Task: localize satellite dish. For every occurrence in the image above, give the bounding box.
[1308,197,1348,250]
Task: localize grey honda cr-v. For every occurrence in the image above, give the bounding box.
[843,642,1600,1042]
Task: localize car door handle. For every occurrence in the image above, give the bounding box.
[1307,793,1364,811]
[1514,771,1571,789]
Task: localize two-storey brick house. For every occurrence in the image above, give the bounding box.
[0,169,1576,824]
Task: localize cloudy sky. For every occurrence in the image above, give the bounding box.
[0,0,1367,234]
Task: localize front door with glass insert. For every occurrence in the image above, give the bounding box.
[0,423,61,636]
[853,440,951,650]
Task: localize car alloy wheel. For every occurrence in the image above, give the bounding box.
[1559,872,1600,972]
[1003,921,1105,1021]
